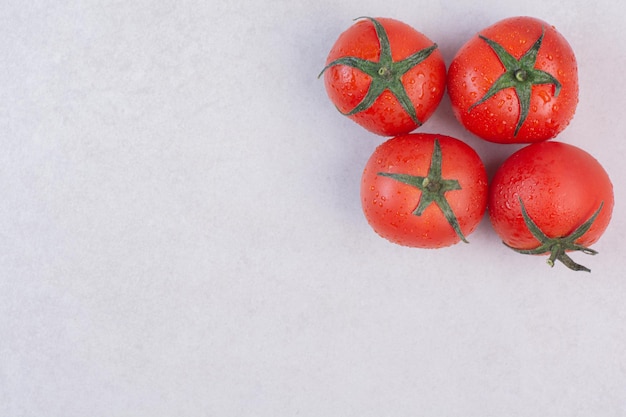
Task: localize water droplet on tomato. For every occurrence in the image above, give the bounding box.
[545,118,560,130]
[547,54,554,61]
[497,99,505,108]
[538,90,551,103]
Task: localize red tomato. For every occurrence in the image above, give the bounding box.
[320,17,446,136]
[447,16,578,143]
[361,133,488,248]
[489,141,614,272]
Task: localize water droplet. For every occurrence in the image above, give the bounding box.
[552,104,559,112]
[538,90,551,103]
[545,118,560,130]
[547,54,554,61]
[497,99,505,108]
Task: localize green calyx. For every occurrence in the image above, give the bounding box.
[468,27,562,136]
[506,197,604,272]
[319,16,438,126]
[377,139,468,243]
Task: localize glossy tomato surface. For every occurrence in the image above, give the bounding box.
[447,16,578,143]
[322,17,446,136]
[489,141,613,251]
[361,133,488,248]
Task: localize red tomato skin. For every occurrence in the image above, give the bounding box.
[447,16,578,143]
[361,133,488,248]
[489,142,613,250]
[323,18,446,136]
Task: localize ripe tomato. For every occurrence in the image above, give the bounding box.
[361,133,488,248]
[320,17,446,136]
[489,141,614,272]
[447,16,578,143]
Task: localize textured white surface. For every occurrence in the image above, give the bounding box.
[1,0,626,416]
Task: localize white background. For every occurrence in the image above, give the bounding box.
[2,0,626,416]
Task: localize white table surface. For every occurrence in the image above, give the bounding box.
[2,0,626,416]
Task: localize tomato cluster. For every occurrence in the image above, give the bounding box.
[320,16,614,272]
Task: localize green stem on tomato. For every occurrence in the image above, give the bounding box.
[318,17,438,126]
[377,139,468,243]
[467,27,561,136]
[504,197,603,272]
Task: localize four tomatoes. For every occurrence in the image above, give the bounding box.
[321,16,613,272]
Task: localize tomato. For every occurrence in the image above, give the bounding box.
[447,16,578,143]
[489,141,613,272]
[320,17,446,136]
[361,133,488,248]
